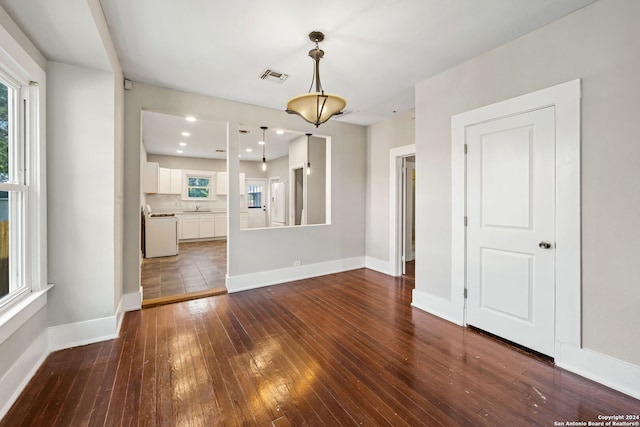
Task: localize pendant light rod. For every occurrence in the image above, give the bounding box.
[286,31,346,127]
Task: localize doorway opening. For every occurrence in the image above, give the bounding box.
[389,144,416,277]
[293,167,304,225]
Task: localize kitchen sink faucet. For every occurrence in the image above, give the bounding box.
[195,205,201,211]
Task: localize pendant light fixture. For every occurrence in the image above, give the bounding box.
[306,133,312,175]
[286,31,346,127]
[260,126,267,171]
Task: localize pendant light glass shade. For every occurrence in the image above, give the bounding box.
[286,31,346,127]
[287,92,346,127]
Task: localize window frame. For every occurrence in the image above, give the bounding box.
[0,26,47,317]
[182,172,214,201]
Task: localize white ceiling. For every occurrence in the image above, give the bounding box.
[1,0,596,127]
[142,110,309,161]
[99,0,597,125]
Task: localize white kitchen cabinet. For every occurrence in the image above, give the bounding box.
[199,215,215,238]
[158,167,171,193]
[216,172,246,196]
[143,162,159,193]
[240,212,249,230]
[214,213,227,237]
[181,217,200,239]
[179,214,222,239]
[170,169,182,194]
[216,172,228,195]
[239,173,246,196]
[143,162,182,194]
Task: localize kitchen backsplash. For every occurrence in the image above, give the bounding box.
[147,194,245,213]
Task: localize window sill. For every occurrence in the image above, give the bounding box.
[0,284,54,345]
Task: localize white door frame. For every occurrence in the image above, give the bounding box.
[389,144,416,277]
[451,79,582,357]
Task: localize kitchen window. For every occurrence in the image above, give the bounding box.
[184,174,213,200]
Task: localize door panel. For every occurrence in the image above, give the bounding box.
[246,179,266,228]
[466,107,555,356]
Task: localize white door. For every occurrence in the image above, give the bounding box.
[270,181,286,226]
[246,179,266,228]
[466,107,555,356]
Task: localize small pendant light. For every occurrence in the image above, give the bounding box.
[306,133,312,175]
[260,126,267,171]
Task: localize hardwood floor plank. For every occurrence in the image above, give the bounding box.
[226,296,343,426]
[2,269,639,426]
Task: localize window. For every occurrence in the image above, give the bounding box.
[0,72,29,307]
[247,184,263,208]
[185,174,212,200]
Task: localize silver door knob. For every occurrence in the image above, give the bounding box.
[538,241,552,249]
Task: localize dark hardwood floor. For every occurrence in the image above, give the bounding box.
[141,240,227,300]
[2,269,638,426]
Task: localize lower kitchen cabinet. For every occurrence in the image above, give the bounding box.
[181,217,200,239]
[240,212,249,230]
[214,213,227,237]
[199,215,216,238]
[178,213,228,239]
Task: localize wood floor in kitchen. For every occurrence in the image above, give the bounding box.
[141,240,227,300]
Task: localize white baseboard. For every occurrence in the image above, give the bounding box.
[556,342,640,400]
[122,287,143,312]
[364,256,394,276]
[0,330,49,420]
[411,288,464,326]
[48,314,119,352]
[226,256,366,293]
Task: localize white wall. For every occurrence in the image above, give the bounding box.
[46,62,117,325]
[124,82,366,293]
[414,0,640,366]
[307,136,326,225]
[365,111,415,267]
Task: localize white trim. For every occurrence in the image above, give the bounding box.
[364,256,393,276]
[48,314,120,352]
[0,330,48,420]
[226,256,365,293]
[556,343,640,400]
[450,79,582,359]
[122,286,143,312]
[388,144,416,277]
[0,285,52,345]
[412,288,464,326]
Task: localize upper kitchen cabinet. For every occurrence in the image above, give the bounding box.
[143,162,182,194]
[216,172,246,196]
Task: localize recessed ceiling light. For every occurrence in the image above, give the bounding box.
[181,131,191,136]
[179,142,187,146]
[238,154,242,158]
[246,148,253,152]
[177,150,183,154]
[276,129,284,135]
[185,116,196,122]
[258,141,265,145]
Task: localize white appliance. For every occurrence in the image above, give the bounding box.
[145,213,178,258]
[270,182,286,227]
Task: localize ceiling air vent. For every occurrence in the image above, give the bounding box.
[216,149,226,153]
[259,69,289,84]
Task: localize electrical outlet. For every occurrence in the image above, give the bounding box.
[293,260,301,267]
